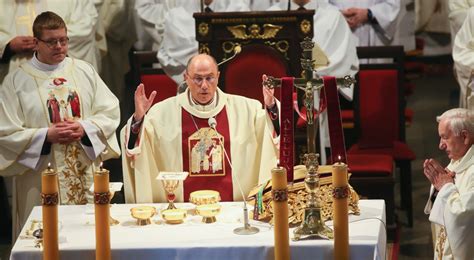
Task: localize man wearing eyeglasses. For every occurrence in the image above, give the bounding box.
[122,54,279,204]
[0,11,120,241]
[0,0,104,85]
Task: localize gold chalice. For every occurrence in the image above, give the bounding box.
[162,179,179,210]
[130,206,157,226]
[196,204,221,223]
[157,172,189,210]
[161,208,187,224]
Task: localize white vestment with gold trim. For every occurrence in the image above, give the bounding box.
[0,57,120,240]
[122,88,278,203]
[424,145,474,259]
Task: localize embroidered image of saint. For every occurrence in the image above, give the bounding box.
[188,127,225,176]
[45,77,82,123]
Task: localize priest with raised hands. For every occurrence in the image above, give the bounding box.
[0,11,120,240]
[122,54,279,203]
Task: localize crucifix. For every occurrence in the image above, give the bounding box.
[263,37,355,240]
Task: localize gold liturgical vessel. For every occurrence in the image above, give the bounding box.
[264,37,354,240]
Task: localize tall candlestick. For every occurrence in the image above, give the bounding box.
[94,163,111,260]
[332,161,349,260]
[271,166,290,260]
[41,163,59,260]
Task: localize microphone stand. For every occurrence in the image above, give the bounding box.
[208,118,259,235]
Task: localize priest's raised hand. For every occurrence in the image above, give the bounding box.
[134,83,157,121]
[261,74,276,109]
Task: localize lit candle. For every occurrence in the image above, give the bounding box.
[271,166,290,260]
[94,162,111,260]
[41,163,59,260]
[332,156,349,260]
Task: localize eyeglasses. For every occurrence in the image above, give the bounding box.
[38,37,69,48]
[189,75,216,85]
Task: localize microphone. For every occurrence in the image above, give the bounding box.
[207,117,259,235]
[216,45,241,67]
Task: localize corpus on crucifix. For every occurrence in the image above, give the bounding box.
[263,37,355,241]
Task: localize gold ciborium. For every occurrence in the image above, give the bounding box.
[161,208,187,224]
[157,172,189,210]
[196,204,221,223]
[189,190,221,205]
[130,206,157,226]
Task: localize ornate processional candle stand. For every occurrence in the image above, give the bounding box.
[263,37,355,241]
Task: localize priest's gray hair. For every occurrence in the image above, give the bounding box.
[436,108,474,136]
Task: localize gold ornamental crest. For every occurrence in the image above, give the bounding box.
[300,19,311,34]
[198,22,209,36]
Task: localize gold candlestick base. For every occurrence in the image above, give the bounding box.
[293,153,333,241]
[293,206,333,240]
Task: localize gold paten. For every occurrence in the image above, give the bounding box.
[198,22,209,36]
[300,19,311,34]
[227,24,283,40]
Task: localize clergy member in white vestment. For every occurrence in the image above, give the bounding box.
[96,0,137,106]
[448,0,474,39]
[269,0,359,163]
[156,0,250,83]
[331,0,416,58]
[122,54,279,203]
[423,108,474,260]
[0,12,120,240]
[452,7,474,109]
[0,0,105,85]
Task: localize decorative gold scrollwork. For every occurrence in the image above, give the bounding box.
[300,19,311,34]
[199,43,210,54]
[198,22,209,36]
[263,40,289,60]
[227,23,283,39]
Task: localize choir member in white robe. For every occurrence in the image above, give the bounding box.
[423,108,474,260]
[329,0,401,49]
[269,0,359,162]
[96,0,137,106]
[452,7,474,109]
[415,0,452,55]
[0,12,120,240]
[0,0,105,85]
[122,54,278,203]
[156,0,250,83]
[448,0,474,39]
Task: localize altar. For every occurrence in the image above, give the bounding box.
[10,200,386,260]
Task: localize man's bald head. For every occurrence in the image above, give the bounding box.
[184,54,220,105]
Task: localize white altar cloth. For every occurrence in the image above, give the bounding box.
[10,200,386,260]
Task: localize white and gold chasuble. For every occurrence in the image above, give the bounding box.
[0,57,120,239]
[122,88,278,203]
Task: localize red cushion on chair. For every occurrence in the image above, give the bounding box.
[348,141,416,161]
[141,74,178,105]
[224,45,286,104]
[358,69,399,149]
[347,154,394,177]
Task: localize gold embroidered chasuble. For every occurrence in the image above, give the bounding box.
[0,57,120,238]
[122,88,279,203]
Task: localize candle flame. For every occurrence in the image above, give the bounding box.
[337,155,342,162]
[47,162,51,169]
[277,159,280,167]
[99,162,103,171]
